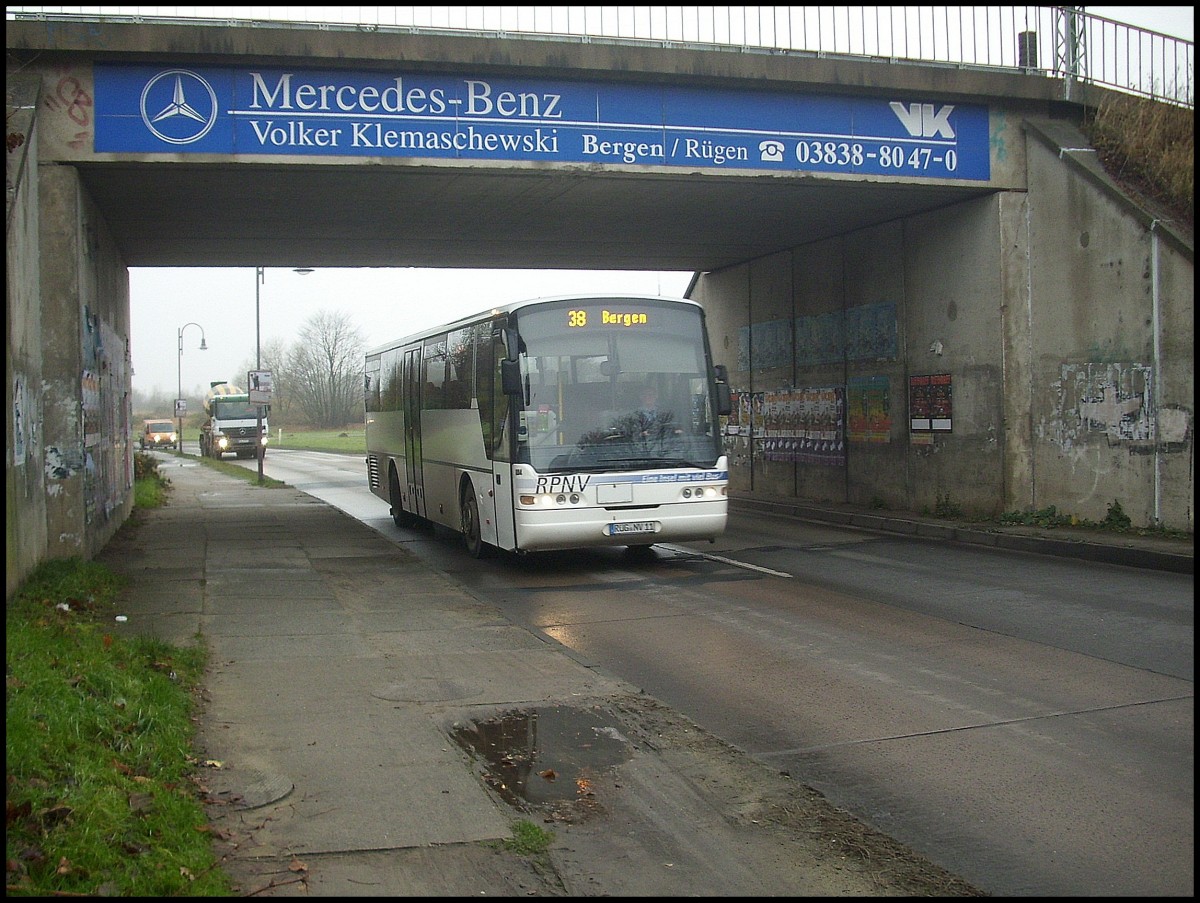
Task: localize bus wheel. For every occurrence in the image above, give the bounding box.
[389,469,417,529]
[461,488,491,559]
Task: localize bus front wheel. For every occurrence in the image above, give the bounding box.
[389,469,418,529]
[461,487,492,559]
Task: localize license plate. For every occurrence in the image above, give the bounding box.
[607,521,656,536]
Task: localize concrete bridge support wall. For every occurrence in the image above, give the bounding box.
[6,76,50,601]
[7,78,133,600]
[696,120,1193,531]
[697,193,1010,517]
[39,163,134,566]
[1022,121,1193,531]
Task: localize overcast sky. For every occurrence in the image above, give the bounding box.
[125,6,1193,398]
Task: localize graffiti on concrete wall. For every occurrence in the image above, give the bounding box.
[45,444,85,483]
[1055,363,1167,450]
[13,375,28,464]
[82,368,101,446]
[97,318,129,522]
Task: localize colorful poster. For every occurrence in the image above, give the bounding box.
[910,373,951,432]
[847,375,892,443]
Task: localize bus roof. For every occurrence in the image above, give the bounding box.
[366,293,702,358]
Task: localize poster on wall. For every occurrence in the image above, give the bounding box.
[724,391,747,436]
[754,387,846,465]
[909,373,952,432]
[847,375,892,443]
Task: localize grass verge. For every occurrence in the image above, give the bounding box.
[186,451,287,487]
[273,426,365,454]
[5,458,232,896]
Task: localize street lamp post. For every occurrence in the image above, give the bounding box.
[255,266,313,484]
[177,323,207,455]
[255,266,265,484]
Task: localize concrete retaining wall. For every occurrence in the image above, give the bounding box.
[696,118,1193,530]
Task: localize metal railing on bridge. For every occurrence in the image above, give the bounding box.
[7,6,1194,108]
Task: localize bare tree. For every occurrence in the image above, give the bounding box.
[284,310,366,428]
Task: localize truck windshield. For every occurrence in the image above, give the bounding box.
[510,298,722,473]
[214,401,261,419]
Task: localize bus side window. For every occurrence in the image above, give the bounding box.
[380,349,402,412]
[476,324,510,461]
[446,328,474,410]
[364,356,382,411]
[423,336,448,410]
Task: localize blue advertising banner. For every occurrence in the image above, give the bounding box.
[94,64,990,180]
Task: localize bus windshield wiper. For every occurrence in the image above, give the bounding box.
[599,456,706,470]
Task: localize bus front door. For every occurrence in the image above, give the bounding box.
[493,463,516,550]
[402,347,426,519]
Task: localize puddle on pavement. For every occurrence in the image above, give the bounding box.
[450,705,632,811]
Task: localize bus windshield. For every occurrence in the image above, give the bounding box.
[511,298,723,473]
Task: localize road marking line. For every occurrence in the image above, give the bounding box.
[659,545,793,578]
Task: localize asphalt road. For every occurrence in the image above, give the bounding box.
[229,447,1194,896]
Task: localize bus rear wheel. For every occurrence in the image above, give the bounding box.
[461,488,492,559]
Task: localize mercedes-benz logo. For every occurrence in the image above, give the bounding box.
[139,69,218,145]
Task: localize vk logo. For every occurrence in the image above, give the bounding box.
[889,102,956,139]
[139,69,218,145]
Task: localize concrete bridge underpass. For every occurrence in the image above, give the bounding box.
[5,12,1194,598]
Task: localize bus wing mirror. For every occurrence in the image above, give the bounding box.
[713,364,733,416]
[503,328,522,360]
[501,358,523,395]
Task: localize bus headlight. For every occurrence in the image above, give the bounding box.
[681,486,723,500]
[261,436,269,446]
[217,436,229,450]
[518,492,583,507]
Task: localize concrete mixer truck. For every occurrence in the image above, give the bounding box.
[199,382,268,460]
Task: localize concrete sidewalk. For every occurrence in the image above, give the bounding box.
[98,456,1185,896]
[102,459,608,893]
[730,494,1193,575]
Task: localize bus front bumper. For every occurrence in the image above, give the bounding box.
[513,500,727,552]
